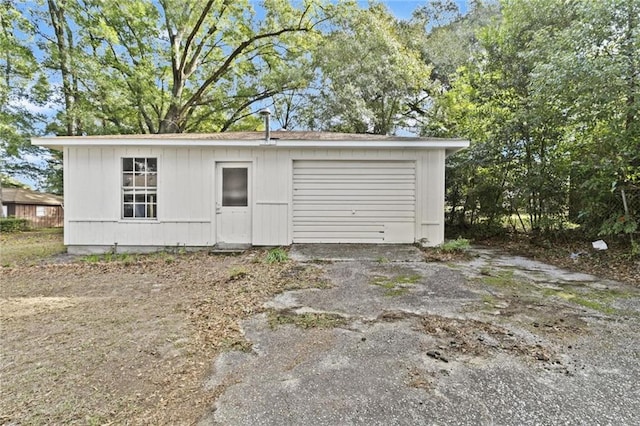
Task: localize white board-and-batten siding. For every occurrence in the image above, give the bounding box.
[61,145,446,252]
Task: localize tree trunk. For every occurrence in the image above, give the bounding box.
[158,104,183,133]
[47,0,78,136]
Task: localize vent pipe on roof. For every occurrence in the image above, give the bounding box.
[259,108,272,145]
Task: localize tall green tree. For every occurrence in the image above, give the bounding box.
[529,0,640,235]
[434,0,639,241]
[0,0,49,203]
[36,0,337,135]
[292,4,433,135]
[436,0,578,231]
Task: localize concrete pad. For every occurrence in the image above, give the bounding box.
[289,244,424,262]
[277,261,477,320]
[201,247,640,425]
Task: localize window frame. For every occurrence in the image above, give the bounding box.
[121,157,158,221]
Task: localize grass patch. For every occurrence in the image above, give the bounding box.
[440,237,471,253]
[423,237,473,262]
[81,252,137,264]
[265,247,288,264]
[384,287,411,297]
[267,310,348,329]
[277,264,333,291]
[227,266,249,281]
[542,286,635,315]
[219,337,253,352]
[481,294,498,305]
[0,228,65,266]
[480,270,517,288]
[370,274,420,296]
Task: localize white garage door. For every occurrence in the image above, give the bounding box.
[292,160,416,243]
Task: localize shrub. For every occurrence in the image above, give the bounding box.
[0,217,29,232]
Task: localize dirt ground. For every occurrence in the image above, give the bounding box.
[475,237,640,287]
[426,241,639,287]
[0,246,326,425]
[2,231,638,425]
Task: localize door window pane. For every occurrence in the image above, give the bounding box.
[222,168,248,206]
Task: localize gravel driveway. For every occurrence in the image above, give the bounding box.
[200,245,640,425]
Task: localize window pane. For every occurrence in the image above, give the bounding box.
[123,204,134,217]
[147,173,157,187]
[134,204,146,218]
[134,173,145,186]
[222,168,248,207]
[135,158,145,171]
[123,173,134,187]
[123,192,134,202]
[135,194,146,202]
[123,158,133,171]
[147,158,157,172]
[147,204,156,218]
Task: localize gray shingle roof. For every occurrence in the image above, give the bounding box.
[1,187,63,206]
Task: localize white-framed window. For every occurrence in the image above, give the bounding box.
[122,157,157,219]
[36,206,46,217]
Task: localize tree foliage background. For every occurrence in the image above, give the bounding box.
[1,0,638,245]
[429,0,639,246]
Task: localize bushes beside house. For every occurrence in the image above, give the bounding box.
[0,217,29,232]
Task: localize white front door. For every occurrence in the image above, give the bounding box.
[216,162,252,244]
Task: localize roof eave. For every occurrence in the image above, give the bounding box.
[32,137,470,151]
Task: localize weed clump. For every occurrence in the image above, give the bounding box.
[227,266,249,281]
[268,310,348,329]
[440,238,471,253]
[265,247,288,264]
[370,274,420,297]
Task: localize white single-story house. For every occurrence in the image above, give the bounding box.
[33,131,468,254]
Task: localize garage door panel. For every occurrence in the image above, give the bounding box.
[295,224,384,232]
[294,169,415,176]
[292,160,416,243]
[294,195,413,202]
[294,204,415,211]
[294,160,412,168]
[295,189,415,197]
[294,183,416,190]
[294,210,415,218]
[294,216,413,223]
[294,233,384,242]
